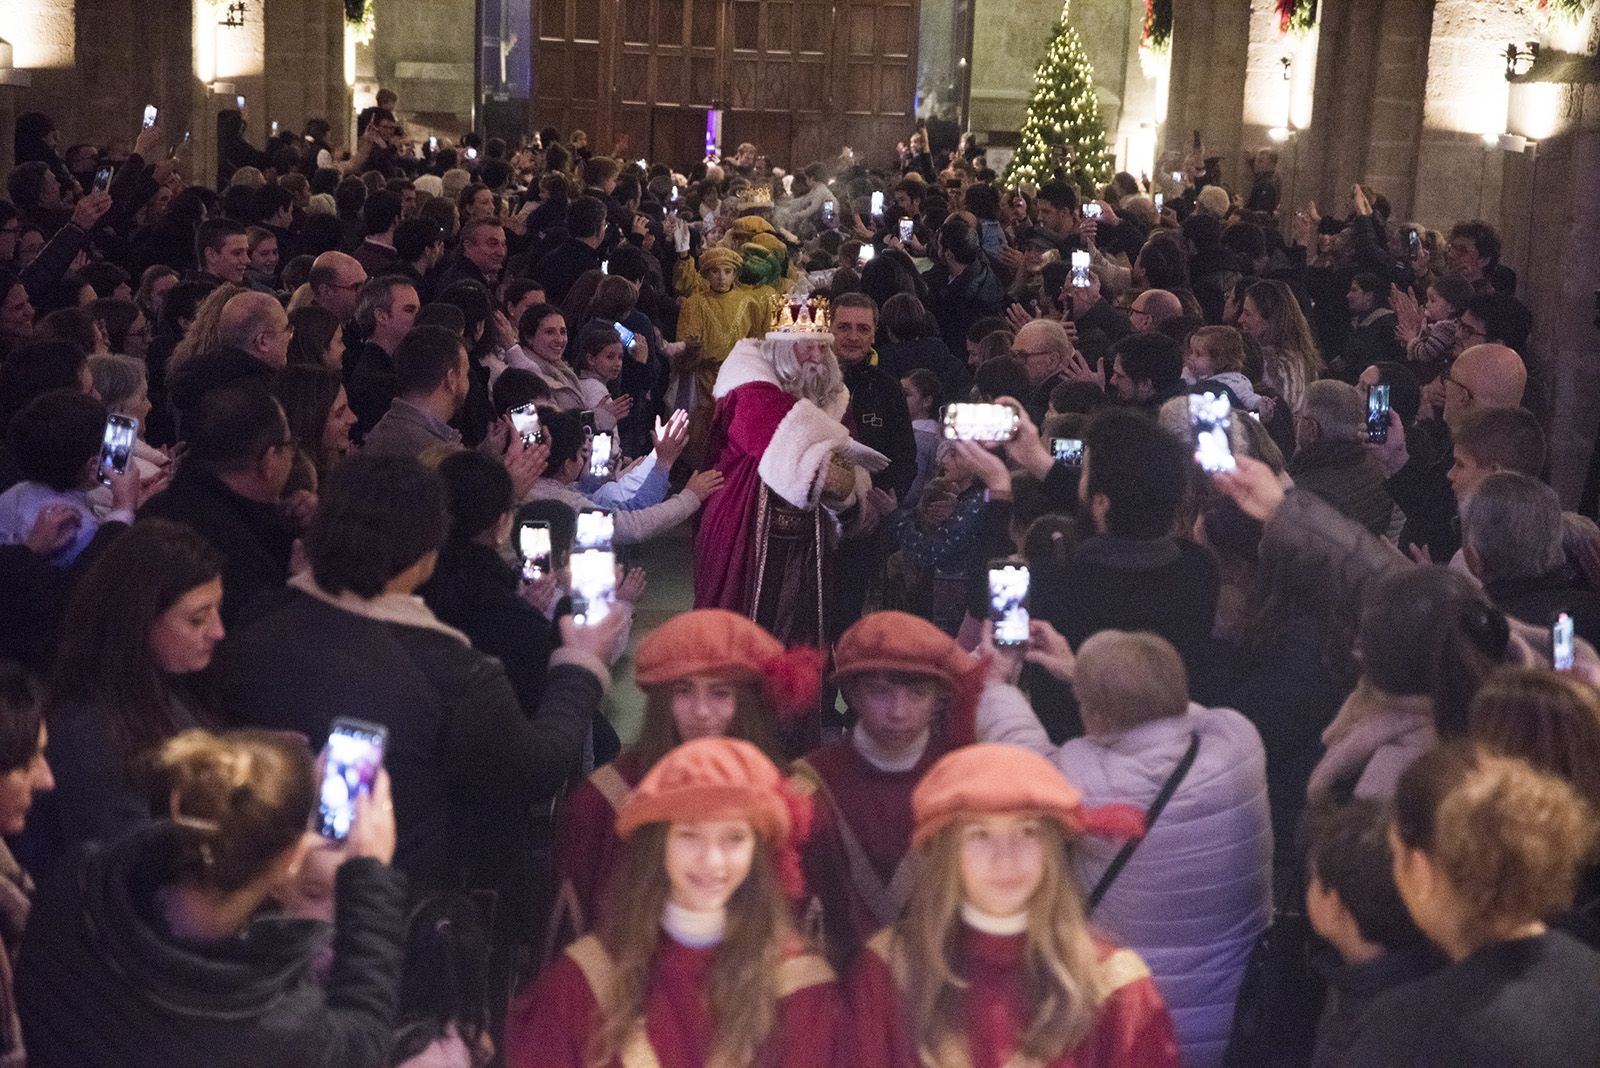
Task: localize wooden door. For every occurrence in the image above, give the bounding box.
[530,0,919,169]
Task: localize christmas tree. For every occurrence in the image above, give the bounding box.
[1003,1,1115,192]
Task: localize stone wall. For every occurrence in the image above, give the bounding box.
[370,0,474,141]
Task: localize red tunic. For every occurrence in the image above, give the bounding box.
[547,755,646,954]
[506,933,846,1068]
[850,926,1182,1068]
[792,740,936,969]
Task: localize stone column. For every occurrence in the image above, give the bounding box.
[1164,0,1251,169]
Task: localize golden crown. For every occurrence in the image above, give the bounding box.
[731,184,775,209]
[766,293,832,339]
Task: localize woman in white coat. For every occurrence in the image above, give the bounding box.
[978,625,1273,1068]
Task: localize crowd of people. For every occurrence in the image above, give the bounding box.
[0,88,1595,1068]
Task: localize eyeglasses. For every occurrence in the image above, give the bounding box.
[1010,348,1057,362]
[1441,372,1475,401]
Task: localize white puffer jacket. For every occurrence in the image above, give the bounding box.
[979,685,1274,1068]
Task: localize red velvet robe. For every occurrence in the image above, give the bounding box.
[792,739,936,969]
[850,926,1182,1068]
[547,755,646,955]
[506,933,846,1068]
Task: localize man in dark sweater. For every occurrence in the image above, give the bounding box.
[536,196,607,305]
[1023,407,1219,739]
[1289,380,1395,536]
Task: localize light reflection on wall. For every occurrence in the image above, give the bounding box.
[193,0,264,84]
[0,0,76,69]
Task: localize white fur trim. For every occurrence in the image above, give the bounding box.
[758,398,850,509]
[713,339,780,399]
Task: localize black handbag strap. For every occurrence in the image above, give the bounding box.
[1087,732,1200,914]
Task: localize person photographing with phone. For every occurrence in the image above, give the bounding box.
[16,728,407,1068]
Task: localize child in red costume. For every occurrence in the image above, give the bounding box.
[508,738,844,1068]
[792,610,986,969]
[851,743,1182,1068]
[546,609,819,956]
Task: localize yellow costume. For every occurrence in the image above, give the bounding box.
[673,246,764,467]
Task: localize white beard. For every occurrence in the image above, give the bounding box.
[766,338,844,409]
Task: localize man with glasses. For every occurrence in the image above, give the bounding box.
[165,292,294,438]
[307,251,369,326]
[1128,289,1183,334]
[140,386,301,626]
[1011,318,1072,423]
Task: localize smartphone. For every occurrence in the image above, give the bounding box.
[612,321,636,351]
[600,260,609,275]
[898,218,914,241]
[1082,202,1103,220]
[1154,192,1165,210]
[857,244,875,267]
[97,414,138,484]
[943,402,1020,443]
[92,165,114,193]
[570,548,617,625]
[870,190,885,218]
[575,506,614,550]
[1051,437,1084,465]
[142,105,158,129]
[821,200,837,227]
[1367,383,1392,444]
[508,402,541,445]
[270,120,280,137]
[670,184,679,202]
[465,146,478,160]
[1554,612,1576,671]
[1170,170,1185,183]
[517,520,552,581]
[635,158,647,170]
[1407,229,1421,257]
[588,431,615,478]
[1070,249,1092,288]
[427,135,439,153]
[236,94,245,111]
[316,718,387,841]
[1189,392,1236,473]
[988,559,1031,648]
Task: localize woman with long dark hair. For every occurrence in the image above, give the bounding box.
[33,519,223,864]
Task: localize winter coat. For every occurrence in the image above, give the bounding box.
[1287,438,1396,537]
[926,256,1008,363]
[978,688,1273,1068]
[216,574,605,905]
[17,824,405,1068]
[1307,680,1436,802]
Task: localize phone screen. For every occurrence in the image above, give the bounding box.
[517,521,552,581]
[575,507,614,550]
[857,245,875,267]
[465,147,478,160]
[92,166,114,193]
[142,105,158,129]
[943,402,1020,443]
[821,200,837,226]
[870,191,885,217]
[236,94,245,112]
[1070,249,1092,288]
[1554,612,1576,671]
[1154,192,1164,210]
[317,719,387,841]
[570,549,617,624]
[97,414,139,484]
[1083,203,1102,219]
[898,218,914,241]
[600,260,609,275]
[989,561,1030,647]
[508,402,540,445]
[270,120,280,137]
[1051,438,1084,465]
[1367,384,1391,444]
[428,136,438,153]
[612,322,636,350]
[1408,229,1421,256]
[588,432,614,478]
[1189,392,1236,473]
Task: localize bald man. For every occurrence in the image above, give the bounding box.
[308,251,368,324]
[1444,343,1525,428]
[166,292,292,438]
[1012,318,1074,422]
[1130,289,1183,332]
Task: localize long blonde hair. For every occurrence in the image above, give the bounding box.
[893,820,1108,1068]
[168,283,247,371]
[1245,279,1321,413]
[591,824,794,1068]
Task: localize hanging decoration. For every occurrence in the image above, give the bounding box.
[1275,0,1317,35]
[1537,0,1595,23]
[1003,1,1115,191]
[1142,0,1174,52]
[344,0,375,44]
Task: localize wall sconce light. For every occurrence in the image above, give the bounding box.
[1279,56,1292,81]
[0,37,32,87]
[219,1,247,28]
[1504,41,1538,79]
[1268,126,1296,143]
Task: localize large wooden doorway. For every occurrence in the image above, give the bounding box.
[532,0,918,169]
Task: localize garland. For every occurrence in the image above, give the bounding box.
[344,0,375,43]
[1142,0,1173,51]
[1275,0,1317,35]
[1539,0,1594,22]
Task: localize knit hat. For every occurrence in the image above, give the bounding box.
[697,246,742,275]
[910,744,1146,849]
[634,609,822,720]
[832,611,987,747]
[616,737,813,897]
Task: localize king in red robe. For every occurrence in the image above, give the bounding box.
[692,334,883,650]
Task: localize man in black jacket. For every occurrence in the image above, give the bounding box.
[140,386,299,626]
[536,196,606,305]
[345,275,420,441]
[437,219,506,293]
[165,290,291,439]
[925,217,1007,360]
[829,292,918,639]
[218,454,621,941]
